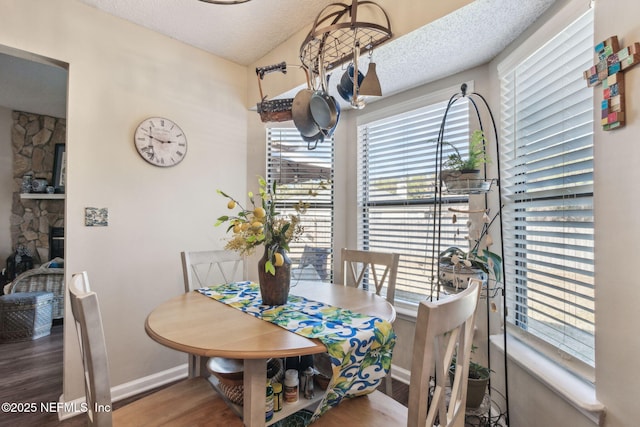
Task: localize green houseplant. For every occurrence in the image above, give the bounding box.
[449,347,492,409]
[438,208,502,290]
[443,129,489,172]
[440,130,490,191]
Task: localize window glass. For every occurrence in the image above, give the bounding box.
[357,99,469,303]
[500,9,595,368]
[266,128,334,283]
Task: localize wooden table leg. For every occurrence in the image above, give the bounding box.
[244,358,267,427]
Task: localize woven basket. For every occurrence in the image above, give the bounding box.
[216,376,244,405]
[257,98,294,123]
[0,291,54,342]
[255,62,301,123]
[212,358,284,406]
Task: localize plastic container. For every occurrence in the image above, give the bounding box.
[284,369,299,403]
[272,382,283,412]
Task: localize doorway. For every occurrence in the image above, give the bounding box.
[0,45,68,421]
[0,46,67,273]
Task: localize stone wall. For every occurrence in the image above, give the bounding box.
[11,111,65,264]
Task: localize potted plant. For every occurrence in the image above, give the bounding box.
[440,130,490,191]
[449,347,492,409]
[438,209,502,291]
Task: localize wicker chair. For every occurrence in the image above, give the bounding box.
[3,258,64,319]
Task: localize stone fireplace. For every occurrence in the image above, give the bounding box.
[10,111,65,265]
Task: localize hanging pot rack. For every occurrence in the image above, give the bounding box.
[299,0,392,76]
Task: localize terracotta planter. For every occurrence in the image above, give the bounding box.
[257,248,291,305]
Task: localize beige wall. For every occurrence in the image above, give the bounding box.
[251,0,640,426]
[0,107,12,262]
[593,1,640,426]
[0,0,248,401]
[2,0,639,425]
[491,0,638,425]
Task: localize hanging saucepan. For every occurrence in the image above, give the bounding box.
[292,68,320,138]
[310,55,339,132]
[323,94,341,137]
[302,131,324,150]
[310,91,338,131]
[336,63,365,103]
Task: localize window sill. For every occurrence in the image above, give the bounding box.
[394,301,418,322]
[490,334,605,426]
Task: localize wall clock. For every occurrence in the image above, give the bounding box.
[134,117,187,167]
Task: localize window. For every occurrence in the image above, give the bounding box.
[357,96,470,304]
[266,128,334,282]
[500,10,595,369]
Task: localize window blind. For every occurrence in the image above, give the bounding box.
[358,99,469,304]
[266,128,334,282]
[500,10,595,367]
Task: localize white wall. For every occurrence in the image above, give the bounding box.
[0,0,248,401]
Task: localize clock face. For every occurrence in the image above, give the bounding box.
[134,117,187,167]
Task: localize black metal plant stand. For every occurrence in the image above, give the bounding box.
[429,83,510,426]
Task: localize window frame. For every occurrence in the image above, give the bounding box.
[498,7,595,379]
[356,82,474,307]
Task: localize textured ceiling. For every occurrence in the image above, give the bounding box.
[372,0,558,97]
[1,0,559,117]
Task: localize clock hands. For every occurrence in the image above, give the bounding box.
[149,135,175,144]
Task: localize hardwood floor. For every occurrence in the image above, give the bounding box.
[0,322,66,427]
[0,322,410,426]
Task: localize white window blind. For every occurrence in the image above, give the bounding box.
[266,128,334,282]
[500,10,595,368]
[358,99,469,304]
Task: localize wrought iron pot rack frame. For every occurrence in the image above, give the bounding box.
[299,0,392,78]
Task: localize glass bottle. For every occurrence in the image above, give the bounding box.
[266,381,274,421]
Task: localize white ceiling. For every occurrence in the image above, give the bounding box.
[0,0,558,117]
[78,0,340,67]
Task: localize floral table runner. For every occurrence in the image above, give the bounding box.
[197,281,396,422]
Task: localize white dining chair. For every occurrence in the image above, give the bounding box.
[312,279,482,427]
[339,248,399,304]
[181,249,245,291]
[340,248,400,394]
[68,271,242,427]
[181,250,246,377]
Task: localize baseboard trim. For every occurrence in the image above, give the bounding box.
[390,364,410,385]
[57,364,189,420]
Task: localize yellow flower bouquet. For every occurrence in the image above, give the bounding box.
[216,176,315,275]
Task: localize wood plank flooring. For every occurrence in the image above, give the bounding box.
[0,322,410,426]
[0,322,66,427]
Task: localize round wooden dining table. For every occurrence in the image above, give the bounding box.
[145,281,396,427]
